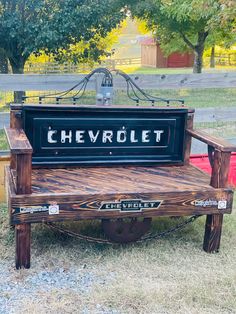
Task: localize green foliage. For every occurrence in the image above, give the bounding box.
[0,0,124,72]
[125,0,236,72]
[55,27,122,65]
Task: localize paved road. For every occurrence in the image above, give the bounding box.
[0,112,9,129]
[194,107,236,123]
[192,138,236,154]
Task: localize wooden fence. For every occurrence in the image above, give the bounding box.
[204,54,236,67]
[0,72,236,91]
[23,58,141,74]
[20,54,236,74]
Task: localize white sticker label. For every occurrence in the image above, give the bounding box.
[49,205,59,215]
[218,201,227,210]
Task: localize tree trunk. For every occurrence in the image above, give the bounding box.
[193,31,208,74]
[0,49,8,73]
[193,48,204,73]
[8,56,26,103]
[210,46,215,68]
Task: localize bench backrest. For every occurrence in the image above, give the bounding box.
[12,104,194,167]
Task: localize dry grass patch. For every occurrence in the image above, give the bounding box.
[0,200,236,313]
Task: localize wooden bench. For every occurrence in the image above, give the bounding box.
[5,103,236,269]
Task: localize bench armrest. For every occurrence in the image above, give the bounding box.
[4,127,32,154]
[186,128,236,152]
[4,127,32,194]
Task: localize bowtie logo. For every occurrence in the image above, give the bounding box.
[99,199,162,212]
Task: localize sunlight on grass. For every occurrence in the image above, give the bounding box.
[0,92,13,111]
[115,65,236,74]
[20,88,236,108]
[0,130,8,150]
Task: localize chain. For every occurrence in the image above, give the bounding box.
[137,215,201,243]
[45,222,113,244]
[45,215,202,245]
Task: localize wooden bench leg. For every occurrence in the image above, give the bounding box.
[203,214,223,253]
[15,224,31,269]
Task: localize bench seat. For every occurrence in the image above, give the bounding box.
[7,165,233,225]
[32,165,216,194]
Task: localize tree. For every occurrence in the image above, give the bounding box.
[125,0,236,73]
[0,0,124,100]
[54,25,123,65]
[0,49,8,73]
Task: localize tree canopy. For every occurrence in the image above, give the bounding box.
[0,0,124,74]
[125,0,236,72]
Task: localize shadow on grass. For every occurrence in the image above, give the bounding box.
[30,215,206,259]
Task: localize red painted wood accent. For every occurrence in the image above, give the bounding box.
[167,52,194,68]
[190,153,236,187]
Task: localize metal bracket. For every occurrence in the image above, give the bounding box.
[208,145,215,168]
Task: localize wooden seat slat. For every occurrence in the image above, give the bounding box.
[25,165,214,196]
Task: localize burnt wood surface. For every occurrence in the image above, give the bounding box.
[9,106,23,169]
[5,128,32,154]
[184,113,194,164]
[20,165,216,195]
[187,129,236,152]
[10,189,233,225]
[15,224,31,269]
[6,112,32,268]
[16,154,32,194]
[6,165,233,224]
[203,150,232,253]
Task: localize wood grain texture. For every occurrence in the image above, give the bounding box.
[29,165,213,195]
[0,73,236,91]
[203,214,223,253]
[10,106,23,129]
[5,128,32,154]
[203,150,232,253]
[10,189,233,224]
[184,113,194,164]
[16,154,32,194]
[210,151,231,188]
[187,129,236,152]
[6,164,233,224]
[15,224,31,269]
[9,106,24,169]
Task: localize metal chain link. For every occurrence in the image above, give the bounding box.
[137,215,201,243]
[45,215,202,245]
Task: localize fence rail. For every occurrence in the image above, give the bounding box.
[0,72,236,157]
[21,54,236,74]
[204,53,236,67]
[0,72,236,91]
[23,58,141,74]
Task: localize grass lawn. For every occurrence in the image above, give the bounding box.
[114,88,236,109]
[0,130,8,150]
[0,197,235,313]
[0,87,234,109]
[115,65,236,74]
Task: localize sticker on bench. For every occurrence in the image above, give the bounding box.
[217,201,227,210]
[20,206,49,214]
[17,204,60,215]
[99,199,162,212]
[194,199,227,209]
[48,204,60,215]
